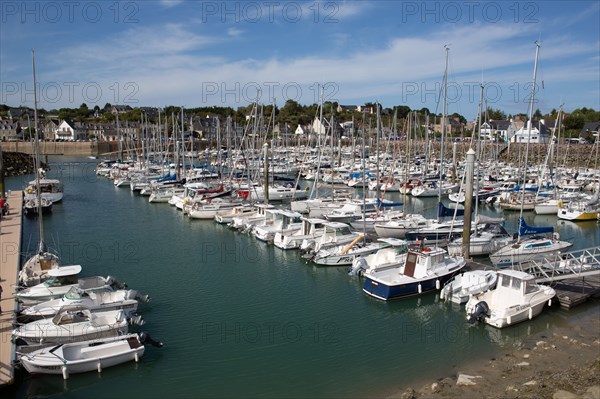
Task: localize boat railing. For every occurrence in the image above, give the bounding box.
[521,246,600,283]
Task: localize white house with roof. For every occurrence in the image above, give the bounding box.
[511,120,549,144]
[55,120,87,141]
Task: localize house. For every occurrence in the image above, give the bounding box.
[8,107,31,121]
[138,107,160,120]
[294,125,307,135]
[432,116,465,136]
[479,120,514,142]
[87,123,118,141]
[55,120,88,141]
[580,121,600,142]
[44,119,60,140]
[511,120,550,144]
[0,119,20,140]
[111,105,133,115]
[311,116,344,135]
[272,123,293,136]
[336,105,358,113]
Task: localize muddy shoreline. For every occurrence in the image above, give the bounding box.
[387,301,600,399]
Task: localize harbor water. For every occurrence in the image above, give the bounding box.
[6,157,600,399]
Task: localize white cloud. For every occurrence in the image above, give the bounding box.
[159,0,183,8]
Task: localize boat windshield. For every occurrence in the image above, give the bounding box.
[64,287,83,300]
[44,274,78,287]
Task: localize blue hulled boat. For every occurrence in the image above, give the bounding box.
[362,246,466,301]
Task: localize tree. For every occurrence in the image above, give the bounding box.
[563,113,585,131]
[533,108,542,119]
[486,107,506,120]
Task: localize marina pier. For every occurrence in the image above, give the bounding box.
[0,191,22,387]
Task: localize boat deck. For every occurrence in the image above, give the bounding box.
[465,255,600,310]
[0,191,23,387]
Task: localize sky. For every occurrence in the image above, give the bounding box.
[1,1,599,118]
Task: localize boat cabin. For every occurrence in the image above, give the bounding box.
[401,247,446,279]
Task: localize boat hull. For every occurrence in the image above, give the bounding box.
[363,272,458,301]
[21,334,145,377]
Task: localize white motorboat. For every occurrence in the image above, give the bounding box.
[19,332,162,379]
[440,270,498,304]
[490,235,572,268]
[13,305,140,345]
[15,266,125,306]
[187,199,241,220]
[362,245,466,300]
[300,221,361,254]
[19,286,148,320]
[446,220,513,257]
[214,204,257,224]
[465,270,555,328]
[273,217,327,250]
[311,235,398,266]
[349,238,410,276]
[24,178,64,203]
[373,214,430,238]
[253,209,302,242]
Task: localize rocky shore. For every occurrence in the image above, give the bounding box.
[389,310,600,399]
[0,151,44,176]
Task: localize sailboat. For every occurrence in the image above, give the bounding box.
[19,50,60,286]
[490,41,572,268]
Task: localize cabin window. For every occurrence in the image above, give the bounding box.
[501,276,510,287]
[512,278,521,290]
[524,281,537,294]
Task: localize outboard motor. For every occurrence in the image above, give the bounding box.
[468,301,490,324]
[139,332,164,348]
[106,276,127,290]
[348,258,367,277]
[135,293,151,303]
[128,314,145,326]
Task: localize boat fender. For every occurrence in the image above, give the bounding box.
[507,315,512,325]
[467,301,489,324]
[435,280,440,290]
[62,366,69,380]
[418,284,422,294]
[528,307,533,320]
[134,352,139,362]
[548,299,552,307]
[97,362,102,373]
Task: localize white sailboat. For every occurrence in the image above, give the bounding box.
[490,41,572,268]
[19,50,60,287]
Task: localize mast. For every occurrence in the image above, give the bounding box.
[437,45,449,219]
[517,40,541,241]
[31,49,45,252]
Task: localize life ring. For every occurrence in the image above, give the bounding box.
[423,247,431,253]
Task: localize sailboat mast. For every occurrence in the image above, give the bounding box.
[518,40,541,240]
[31,49,44,246]
[438,45,449,213]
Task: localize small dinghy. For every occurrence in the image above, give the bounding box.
[440,270,498,304]
[20,332,163,379]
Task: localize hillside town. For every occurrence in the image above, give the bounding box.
[1,103,598,144]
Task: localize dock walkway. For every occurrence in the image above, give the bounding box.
[0,191,22,387]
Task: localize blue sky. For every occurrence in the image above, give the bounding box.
[1,1,599,117]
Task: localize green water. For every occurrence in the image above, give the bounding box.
[5,157,599,399]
